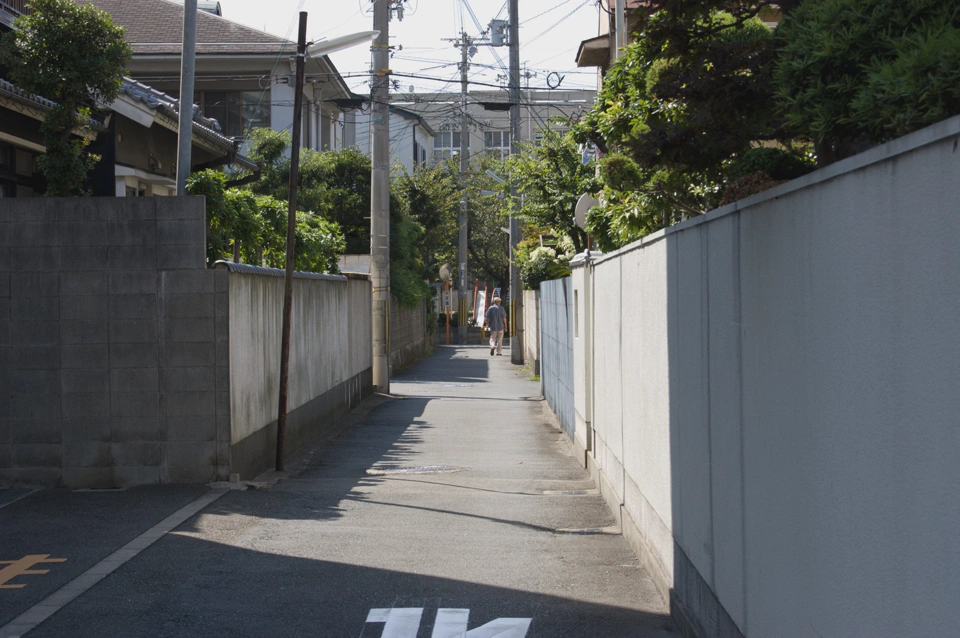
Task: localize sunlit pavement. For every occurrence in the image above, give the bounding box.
[1,345,676,637]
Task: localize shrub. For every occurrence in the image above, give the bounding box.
[774,0,960,163]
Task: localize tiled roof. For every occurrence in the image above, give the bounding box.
[1,75,258,168]
[78,0,293,55]
[120,77,227,137]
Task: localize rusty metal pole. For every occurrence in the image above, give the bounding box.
[445,278,451,345]
[276,11,308,472]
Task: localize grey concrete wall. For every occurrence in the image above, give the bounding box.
[0,197,230,488]
[222,263,372,479]
[565,115,960,637]
[539,278,574,441]
[522,290,540,375]
[390,297,431,373]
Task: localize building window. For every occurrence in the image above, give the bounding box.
[484,130,511,159]
[433,131,468,160]
[198,90,271,138]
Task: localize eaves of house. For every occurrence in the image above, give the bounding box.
[0,75,255,169]
[77,0,351,99]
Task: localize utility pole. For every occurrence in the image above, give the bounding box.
[176,0,197,195]
[508,0,524,365]
[614,0,625,60]
[371,0,391,392]
[458,31,470,345]
[276,11,308,471]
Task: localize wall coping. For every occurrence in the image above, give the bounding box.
[213,260,348,282]
[580,113,960,268]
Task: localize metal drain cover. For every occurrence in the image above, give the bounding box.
[366,465,462,476]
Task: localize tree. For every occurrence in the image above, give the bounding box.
[1,0,131,195]
[508,128,595,254]
[393,162,459,284]
[774,0,960,164]
[186,169,345,273]
[571,4,819,249]
[458,155,511,289]
[245,129,372,254]
[241,127,458,302]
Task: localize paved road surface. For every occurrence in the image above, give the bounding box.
[1,346,675,637]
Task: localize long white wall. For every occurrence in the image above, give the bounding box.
[567,115,960,636]
[227,270,372,445]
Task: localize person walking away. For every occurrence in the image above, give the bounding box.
[485,296,507,356]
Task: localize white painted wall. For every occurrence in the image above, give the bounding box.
[227,272,372,444]
[567,115,960,636]
[353,111,431,173]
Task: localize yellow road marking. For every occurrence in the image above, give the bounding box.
[0,555,67,589]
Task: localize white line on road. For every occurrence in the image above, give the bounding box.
[432,608,469,637]
[0,489,226,638]
[366,608,532,638]
[381,608,424,638]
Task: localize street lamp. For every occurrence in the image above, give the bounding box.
[307,30,380,57]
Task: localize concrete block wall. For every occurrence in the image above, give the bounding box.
[558,115,960,636]
[539,278,573,441]
[389,297,431,373]
[221,263,373,480]
[0,197,229,488]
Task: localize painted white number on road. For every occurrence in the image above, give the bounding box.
[365,607,532,637]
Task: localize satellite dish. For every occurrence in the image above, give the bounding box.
[439,263,451,281]
[575,193,599,230]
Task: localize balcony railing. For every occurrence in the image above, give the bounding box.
[0,0,28,15]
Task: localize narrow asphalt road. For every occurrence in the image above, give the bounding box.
[2,346,676,637]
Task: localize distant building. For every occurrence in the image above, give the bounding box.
[349,104,435,175]
[391,89,596,161]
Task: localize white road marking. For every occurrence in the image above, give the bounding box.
[431,608,469,637]
[381,608,424,638]
[0,489,226,638]
[464,618,532,637]
[366,608,531,638]
[366,608,391,623]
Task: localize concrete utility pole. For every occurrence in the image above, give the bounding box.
[371,0,391,392]
[508,0,524,365]
[458,32,470,344]
[276,11,308,471]
[176,0,197,195]
[614,0,625,60]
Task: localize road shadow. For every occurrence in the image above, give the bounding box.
[393,347,490,384]
[26,533,678,638]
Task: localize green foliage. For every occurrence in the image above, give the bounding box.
[508,129,596,254]
[573,8,779,249]
[187,169,344,273]
[461,154,511,288]
[577,10,775,176]
[393,162,459,290]
[388,205,430,308]
[774,0,960,163]
[1,0,131,195]
[186,170,233,264]
[244,131,372,254]
[514,238,571,290]
[724,146,816,182]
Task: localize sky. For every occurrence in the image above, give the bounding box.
[210,0,602,94]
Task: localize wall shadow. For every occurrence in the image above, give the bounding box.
[392,347,490,384]
[27,533,679,638]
